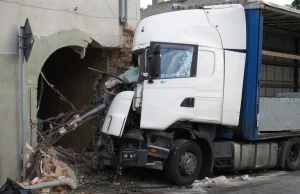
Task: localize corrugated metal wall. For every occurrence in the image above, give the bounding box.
[261,31,300,97]
[38,48,108,152]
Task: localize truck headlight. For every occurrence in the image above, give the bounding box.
[129,153,136,158]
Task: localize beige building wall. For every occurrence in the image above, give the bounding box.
[0,0,140,184]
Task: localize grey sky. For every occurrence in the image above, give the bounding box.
[140,0,294,8]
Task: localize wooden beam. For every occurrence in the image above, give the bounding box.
[262,50,300,60]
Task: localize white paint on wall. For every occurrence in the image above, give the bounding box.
[0,0,140,184]
[0,0,140,54]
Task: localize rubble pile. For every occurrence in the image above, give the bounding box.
[54,145,104,171]
[16,67,140,193]
[21,145,77,193]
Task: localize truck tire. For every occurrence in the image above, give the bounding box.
[164,139,202,185]
[285,138,300,171]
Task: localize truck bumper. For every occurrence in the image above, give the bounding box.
[122,149,148,167]
[103,148,168,170]
[102,149,148,168]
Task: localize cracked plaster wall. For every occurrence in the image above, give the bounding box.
[0,0,140,184]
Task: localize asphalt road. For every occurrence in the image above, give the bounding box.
[161,171,300,194]
[74,168,300,194]
[139,170,300,194]
[218,171,300,194]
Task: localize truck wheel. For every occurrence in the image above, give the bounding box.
[285,138,300,171]
[164,139,202,185]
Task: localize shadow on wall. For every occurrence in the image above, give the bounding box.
[36,47,108,152]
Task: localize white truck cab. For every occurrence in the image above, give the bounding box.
[103,5,246,136]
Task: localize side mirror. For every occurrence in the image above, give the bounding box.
[153,44,161,55]
[149,45,161,81]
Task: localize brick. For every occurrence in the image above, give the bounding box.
[31,177,40,185]
[57,176,66,180]
[41,188,51,193]
[110,28,134,75]
[62,168,69,177]
[54,186,65,192]
[20,182,30,187]
[37,179,44,184]
[48,147,57,157]
[55,165,63,177]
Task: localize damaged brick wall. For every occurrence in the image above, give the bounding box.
[110,25,134,74]
[38,48,108,152]
[90,25,135,139]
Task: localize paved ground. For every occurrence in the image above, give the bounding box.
[72,168,300,194]
[218,171,300,194]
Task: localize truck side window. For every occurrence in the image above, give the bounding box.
[160,45,194,79]
[149,42,198,79]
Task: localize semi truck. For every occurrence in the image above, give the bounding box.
[96,1,300,185]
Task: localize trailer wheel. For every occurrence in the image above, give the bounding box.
[285,138,300,171]
[164,139,202,185]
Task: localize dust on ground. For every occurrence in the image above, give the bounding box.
[65,166,287,194]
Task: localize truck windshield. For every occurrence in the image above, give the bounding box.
[160,45,194,79]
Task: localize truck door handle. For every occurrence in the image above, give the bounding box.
[180,98,195,108]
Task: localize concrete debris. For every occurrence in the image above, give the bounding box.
[31,177,40,185]
[54,146,79,162]
[19,182,30,187]
[28,104,104,187]
[105,78,118,89]
[23,146,77,193]
[192,175,239,191]
[41,187,50,193]
[124,24,134,34]
[59,127,67,135]
[192,172,286,191]
[241,174,249,181]
[52,146,104,172]
[23,67,139,193]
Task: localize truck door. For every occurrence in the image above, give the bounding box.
[193,48,224,124]
[140,42,224,130]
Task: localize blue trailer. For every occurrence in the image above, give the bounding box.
[236,1,300,141]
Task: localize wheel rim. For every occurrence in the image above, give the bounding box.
[289,143,300,166]
[179,151,197,175]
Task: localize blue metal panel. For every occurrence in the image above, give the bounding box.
[257,15,264,129]
[217,127,234,139]
[240,9,263,140]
